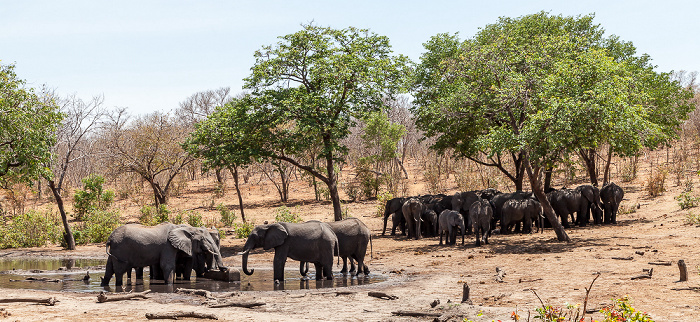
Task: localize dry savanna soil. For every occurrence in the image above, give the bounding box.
[1,160,700,321]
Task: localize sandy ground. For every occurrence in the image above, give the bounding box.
[1,164,700,321]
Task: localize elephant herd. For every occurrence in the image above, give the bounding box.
[382,182,625,246]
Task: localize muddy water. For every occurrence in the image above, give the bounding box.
[0,259,386,293]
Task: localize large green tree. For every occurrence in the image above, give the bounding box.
[0,64,62,186]
[241,24,410,221]
[413,12,693,241]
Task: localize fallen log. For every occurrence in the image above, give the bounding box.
[145,311,218,320]
[9,277,62,283]
[648,261,672,266]
[176,288,213,299]
[671,287,700,292]
[368,291,398,300]
[208,301,265,309]
[391,310,442,318]
[678,260,688,282]
[97,290,151,303]
[519,278,543,283]
[631,268,653,280]
[0,297,58,306]
[612,256,634,261]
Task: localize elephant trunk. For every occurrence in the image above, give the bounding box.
[240,249,254,275]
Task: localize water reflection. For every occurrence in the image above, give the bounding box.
[0,259,385,293]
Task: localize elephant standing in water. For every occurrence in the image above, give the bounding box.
[101,223,226,286]
[600,182,624,224]
[402,198,424,240]
[240,221,338,282]
[301,217,372,278]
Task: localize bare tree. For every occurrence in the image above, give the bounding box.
[43,93,107,250]
[104,110,195,207]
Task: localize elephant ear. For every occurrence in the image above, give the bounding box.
[263,223,288,250]
[168,227,194,257]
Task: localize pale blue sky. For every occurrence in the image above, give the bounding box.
[2,1,697,115]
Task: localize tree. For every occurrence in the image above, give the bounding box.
[43,93,106,250]
[412,12,693,241]
[242,24,410,221]
[105,110,194,207]
[0,64,62,187]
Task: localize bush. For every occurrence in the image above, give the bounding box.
[600,296,654,322]
[186,211,204,227]
[675,191,699,210]
[171,211,184,225]
[274,206,303,223]
[0,211,62,249]
[234,221,255,238]
[645,167,667,197]
[343,180,361,202]
[685,212,700,225]
[217,204,237,227]
[139,204,171,226]
[73,174,115,220]
[376,191,393,218]
[73,210,121,245]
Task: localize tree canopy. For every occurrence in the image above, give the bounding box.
[225,24,411,220]
[0,63,62,187]
[412,12,694,241]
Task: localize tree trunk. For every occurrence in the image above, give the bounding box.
[580,148,599,187]
[523,156,570,242]
[324,153,343,221]
[148,180,168,207]
[48,180,75,250]
[215,168,224,184]
[603,146,613,185]
[544,166,553,192]
[229,165,246,222]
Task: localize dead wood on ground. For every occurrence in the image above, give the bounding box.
[97,290,151,303]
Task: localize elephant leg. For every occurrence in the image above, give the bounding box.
[415,216,422,240]
[313,263,323,280]
[611,203,619,224]
[101,257,115,286]
[524,216,533,234]
[514,221,522,233]
[349,257,356,273]
[112,260,129,286]
[322,260,333,281]
[273,251,287,282]
[474,227,481,246]
[181,257,193,281]
[439,230,444,245]
[483,228,489,245]
[340,257,348,274]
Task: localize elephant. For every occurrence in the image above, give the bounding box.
[451,191,479,234]
[300,217,372,277]
[501,198,543,234]
[100,223,226,286]
[438,210,465,246]
[402,198,424,240]
[421,208,439,238]
[491,191,531,232]
[240,220,338,282]
[391,212,406,236]
[600,182,624,224]
[470,198,492,246]
[382,197,407,235]
[575,185,603,225]
[476,188,501,201]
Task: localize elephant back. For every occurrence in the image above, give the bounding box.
[106,223,177,264]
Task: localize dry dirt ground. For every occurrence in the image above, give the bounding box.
[1,164,700,321]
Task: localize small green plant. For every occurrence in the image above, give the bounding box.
[0,211,62,249]
[186,211,204,227]
[171,211,184,225]
[73,174,115,220]
[600,296,654,322]
[675,191,699,210]
[376,191,393,217]
[73,210,121,245]
[685,211,700,225]
[274,206,303,223]
[217,204,237,227]
[139,204,171,226]
[234,221,255,238]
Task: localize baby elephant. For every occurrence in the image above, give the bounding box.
[438,210,465,246]
[470,198,493,246]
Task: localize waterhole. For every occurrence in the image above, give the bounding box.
[0,258,387,293]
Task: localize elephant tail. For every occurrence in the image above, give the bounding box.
[370,235,373,260]
[105,240,112,257]
[336,240,340,267]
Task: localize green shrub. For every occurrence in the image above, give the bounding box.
[186,211,204,227]
[274,206,303,223]
[376,191,393,218]
[234,221,255,238]
[675,191,699,210]
[217,204,236,227]
[139,204,171,226]
[685,212,700,225]
[599,296,654,322]
[73,210,121,245]
[73,174,115,220]
[171,211,184,225]
[0,211,62,249]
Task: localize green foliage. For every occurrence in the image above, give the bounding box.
[675,191,699,210]
[233,221,255,239]
[139,204,171,226]
[171,211,184,225]
[0,63,63,186]
[186,211,204,227]
[356,157,383,199]
[685,212,700,225]
[73,210,121,245]
[376,191,394,217]
[0,211,62,249]
[361,111,406,164]
[600,296,654,322]
[274,206,303,223]
[217,204,237,227]
[73,174,115,220]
